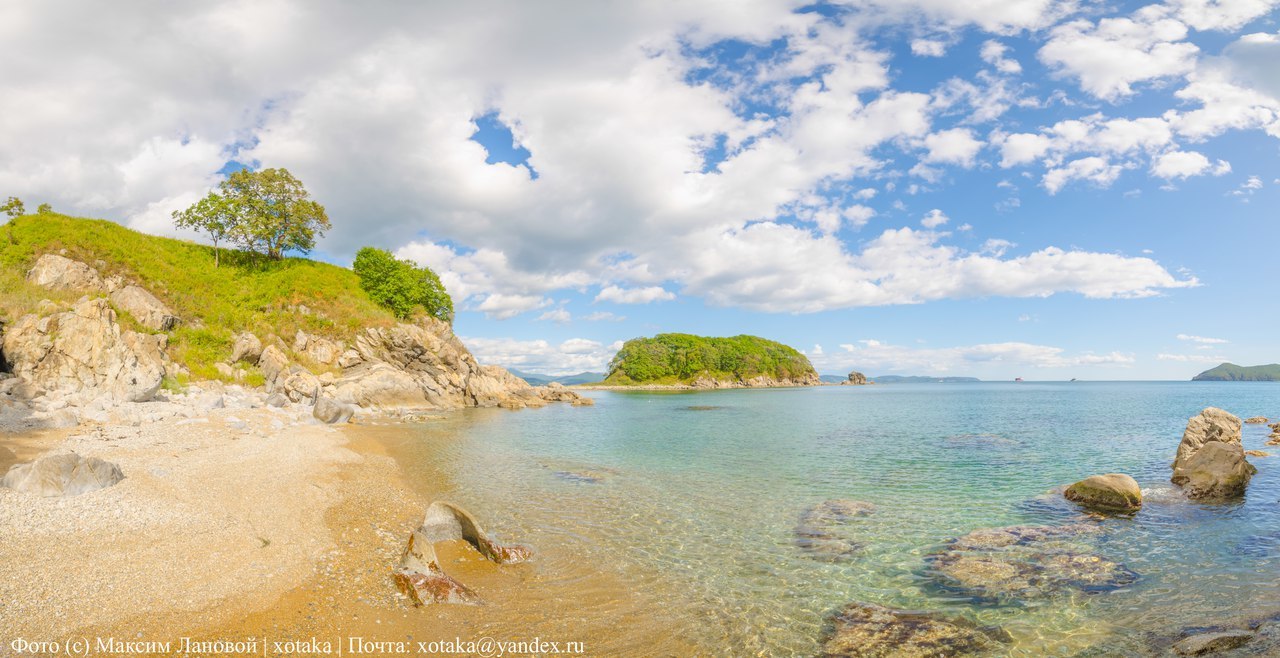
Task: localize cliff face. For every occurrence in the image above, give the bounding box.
[0,253,589,414]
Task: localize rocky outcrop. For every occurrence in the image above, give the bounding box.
[393,501,531,606]
[1063,473,1142,512]
[26,254,105,291]
[1172,408,1255,499]
[294,330,342,366]
[820,602,1010,657]
[841,371,867,386]
[2,298,168,402]
[2,453,123,496]
[109,285,178,331]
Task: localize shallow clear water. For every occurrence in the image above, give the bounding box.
[385,382,1280,656]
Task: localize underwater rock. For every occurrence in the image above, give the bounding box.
[1172,630,1254,655]
[820,602,1010,657]
[926,523,1134,604]
[1245,450,1271,458]
[1063,473,1142,512]
[794,499,876,562]
[393,501,531,606]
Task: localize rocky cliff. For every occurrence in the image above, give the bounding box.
[0,253,589,424]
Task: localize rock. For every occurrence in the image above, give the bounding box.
[1245,417,1269,424]
[257,345,290,390]
[1246,450,1271,458]
[1174,407,1244,471]
[230,332,263,365]
[819,602,1009,657]
[193,393,224,412]
[1063,473,1142,512]
[393,501,531,606]
[312,397,355,424]
[282,369,321,403]
[926,523,1134,603]
[842,371,868,386]
[294,330,341,365]
[337,349,363,369]
[26,254,105,291]
[1175,441,1256,499]
[265,392,289,407]
[795,500,876,562]
[2,453,123,497]
[2,297,168,403]
[1172,630,1254,656]
[215,362,235,379]
[109,284,178,331]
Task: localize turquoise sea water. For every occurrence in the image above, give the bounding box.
[385,382,1280,656]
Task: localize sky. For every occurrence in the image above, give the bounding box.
[1,0,1278,380]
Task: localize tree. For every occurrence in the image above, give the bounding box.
[222,168,330,259]
[36,203,51,214]
[1,196,23,219]
[352,247,454,323]
[172,167,331,262]
[172,193,237,267]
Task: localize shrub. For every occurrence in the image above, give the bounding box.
[352,247,453,322]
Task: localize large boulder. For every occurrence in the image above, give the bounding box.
[2,297,168,402]
[1064,473,1142,512]
[1172,408,1255,499]
[257,344,290,391]
[294,330,342,366]
[1175,442,1256,499]
[2,453,124,497]
[312,397,355,424]
[820,602,1010,657]
[26,254,105,291]
[229,332,263,365]
[109,284,179,331]
[393,501,531,606]
[281,368,321,403]
[842,371,868,386]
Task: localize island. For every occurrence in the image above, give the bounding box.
[1192,363,1280,381]
[599,333,820,388]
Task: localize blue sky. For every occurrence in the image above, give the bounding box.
[1,0,1278,379]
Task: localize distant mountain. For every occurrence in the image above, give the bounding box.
[1192,363,1280,381]
[508,369,606,386]
[819,375,847,384]
[871,375,981,383]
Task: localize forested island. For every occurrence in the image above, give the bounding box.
[601,333,820,388]
[1192,363,1280,381]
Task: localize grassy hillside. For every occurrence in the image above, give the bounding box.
[1192,363,1280,381]
[603,333,815,385]
[0,213,398,383]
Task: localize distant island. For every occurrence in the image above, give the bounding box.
[509,370,605,386]
[1192,363,1280,381]
[601,333,819,387]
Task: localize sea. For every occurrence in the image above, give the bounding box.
[376,382,1280,656]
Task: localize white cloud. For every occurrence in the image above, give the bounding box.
[1157,352,1230,363]
[922,128,983,166]
[1151,150,1231,178]
[594,285,676,304]
[920,208,949,228]
[981,238,1015,256]
[980,40,1022,74]
[813,339,1136,374]
[582,311,625,322]
[475,293,552,320]
[911,39,948,57]
[1169,0,1280,31]
[1043,156,1126,193]
[463,336,618,375]
[1039,6,1199,101]
[1177,333,1229,344]
[536,307,571,324]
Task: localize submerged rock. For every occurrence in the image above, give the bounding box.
[393,501,531,606]
[1172,408,1254,499]
[1245,450,1271,458]
[820,602,1009,657]
[1064,473,1142,512]
[2,453,123,497]
[925,523,1134,603]
[1244,417,1269,424]
[795,499,876,562]
[1172,630,1254,655]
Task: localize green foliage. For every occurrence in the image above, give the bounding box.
[605,333,816,384]
[1192,363,1280,381]
[36,203,51,214]
[0,213,398,379]
[173,167,331,261]
[1,196,23,219]
[352,246,453,322]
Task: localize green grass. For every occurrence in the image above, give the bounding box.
[0,213,399,381]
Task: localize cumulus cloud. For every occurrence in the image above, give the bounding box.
[922,128,984,166]
[1043,157,1126,193]
[921,209,949,228]
[1177,333,1229,344]
[1151,150,1231,178]
[980,40,1022,74]
[594,285,677,304]
[463,336,621,375]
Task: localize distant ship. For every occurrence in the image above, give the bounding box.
[1015,377,1024,382]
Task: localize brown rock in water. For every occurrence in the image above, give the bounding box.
[1064,473,1142,512]
[795,500,876,562]
[1244,417,1269,424]
[842,371,868,386]
[1,453,123,497]
[1172,630,1254,656]
[820,602,1009,657]
[1176,441,1256,499]
[1246,450,1272,458]
[1172,408,1254,499]
[394,501,530,606]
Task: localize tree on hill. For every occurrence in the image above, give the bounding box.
[1,196,23,219]
[352,247,454,323]
[36,203,52,214]
[173,168,331,262]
